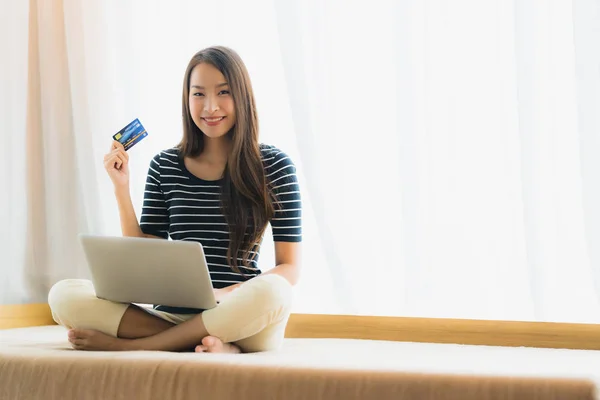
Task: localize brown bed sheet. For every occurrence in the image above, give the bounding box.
[0,326,597,400]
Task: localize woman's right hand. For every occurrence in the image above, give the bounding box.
[104,141,130,189]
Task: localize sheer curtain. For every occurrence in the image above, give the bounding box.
[3,0,600,323]
[274,0,600,322]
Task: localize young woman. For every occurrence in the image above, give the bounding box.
[48,46,302,353]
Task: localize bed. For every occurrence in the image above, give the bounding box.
[1,304,600,400]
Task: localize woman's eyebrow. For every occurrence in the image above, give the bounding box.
[191,83,229,89]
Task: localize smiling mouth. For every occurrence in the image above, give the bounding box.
[202,117,225,123]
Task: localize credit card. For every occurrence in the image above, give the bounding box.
[113,118,148,151]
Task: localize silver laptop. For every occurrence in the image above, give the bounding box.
[79,235,217,310]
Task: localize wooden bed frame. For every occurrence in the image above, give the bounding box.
[3,303,600,350]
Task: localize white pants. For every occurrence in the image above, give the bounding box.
[48,274,293,352]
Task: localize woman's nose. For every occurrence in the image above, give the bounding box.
[204,96,220,113]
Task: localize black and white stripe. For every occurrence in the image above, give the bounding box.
[140,144,302,294]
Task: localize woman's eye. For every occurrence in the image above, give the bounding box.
[193,93,204,97]
[219,90,230,95]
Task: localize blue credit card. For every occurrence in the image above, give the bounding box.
[113,118,148,151]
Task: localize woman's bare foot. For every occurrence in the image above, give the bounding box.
[68,329,132,351]
[194,336,241,354]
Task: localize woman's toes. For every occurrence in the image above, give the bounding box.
[69,328,92,339]
[195,345,207,353]
[196,337,241,354]
[202,336,218,348]
[69,337,84,347]
[202,336,225,352]
[198,336,240,353]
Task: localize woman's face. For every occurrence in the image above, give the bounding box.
[188,63,236,139]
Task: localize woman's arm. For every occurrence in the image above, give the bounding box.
[259,241,301,285]
[104,141,166,240]
[217,241,301,299]
[115,188,163,239]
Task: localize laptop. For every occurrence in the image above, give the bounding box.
[79,235,217,310]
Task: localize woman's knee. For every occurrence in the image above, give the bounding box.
[48,279,129,335]
[48,279,96,319]
[249,274,293,312]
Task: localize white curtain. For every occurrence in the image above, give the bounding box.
[3,0,600,323]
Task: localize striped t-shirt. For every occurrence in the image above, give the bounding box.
[139,143,301,311]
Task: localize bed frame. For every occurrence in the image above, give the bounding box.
[2,304,600,350]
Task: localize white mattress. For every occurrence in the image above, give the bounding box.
[1,325,599,400]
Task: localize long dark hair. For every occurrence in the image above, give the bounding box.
[178,46,276,273]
